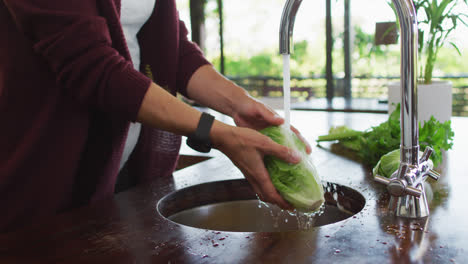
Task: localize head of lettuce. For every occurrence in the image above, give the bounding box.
[260,125,325,212]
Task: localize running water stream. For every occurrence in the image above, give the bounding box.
[252,54,326,230]
[254,54,326,230]
[282,54,291,130]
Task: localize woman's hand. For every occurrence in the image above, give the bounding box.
[231,96,312,154]
[209,122,300,210]
[185,65,312,209]
[185,65,311,153]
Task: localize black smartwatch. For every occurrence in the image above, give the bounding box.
[186,112,215,153]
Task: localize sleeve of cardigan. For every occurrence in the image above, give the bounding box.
[3,0,151,121]
[175,19,212,97]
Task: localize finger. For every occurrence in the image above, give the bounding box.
[240,165,269,203]
[290,125,312,154]
[245,178,265,201]
[249,166,293,210]
[276,195,294,210]
[260,136,302,164]
[263,187,294,211]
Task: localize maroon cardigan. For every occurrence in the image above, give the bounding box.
[0,0,210,232]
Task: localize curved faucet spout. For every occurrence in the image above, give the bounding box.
[392,0,419,166]
[279,0,303,55]
[280,0,419,163]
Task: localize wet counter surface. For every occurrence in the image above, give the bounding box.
[0,111,467,263]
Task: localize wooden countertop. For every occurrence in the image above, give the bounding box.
[1,111,467,263]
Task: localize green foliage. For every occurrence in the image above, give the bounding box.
[249,54,279,76]
[359,106,402,166]
[388,0,468,83]
[317,104,401,166]
[211,50,281,77]
[354,26,387,59]
[209,32,466,79]
[290,40,308,65]
[417,0,468,83]
[419,116,455,166]
[260,125,325,212]
[317,126,364,144]
[436,47,468,74]
[213,40,325,77]
[181,0,468,79]
[316,104,454,168]
[334,25,401,77]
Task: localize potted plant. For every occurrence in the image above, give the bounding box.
[387,0,468,122]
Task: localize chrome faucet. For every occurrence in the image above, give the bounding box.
[373,0,440,218]
[279,0,440,218]
[279,0,303,55]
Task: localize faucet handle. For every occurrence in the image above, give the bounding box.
[426,169,440,181]
[374,175,422,197]
[419,147,434,163]
[374,174,391,185]
[419,146,440,181]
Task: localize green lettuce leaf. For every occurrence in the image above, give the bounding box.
[261,125,325,212]
[373,149,434,178]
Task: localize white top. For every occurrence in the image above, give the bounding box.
[119,0,157,171]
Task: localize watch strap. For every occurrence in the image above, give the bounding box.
[186,112,215,153]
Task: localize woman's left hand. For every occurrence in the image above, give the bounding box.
[231,97,312,154]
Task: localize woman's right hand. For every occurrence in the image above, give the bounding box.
[209,122,301,210]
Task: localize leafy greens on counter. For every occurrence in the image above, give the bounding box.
[316,104,454,168]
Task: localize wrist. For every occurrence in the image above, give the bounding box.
[226,85,252,117]
[209,119,233,150]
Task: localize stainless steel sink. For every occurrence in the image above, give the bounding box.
[157,179,365,232]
